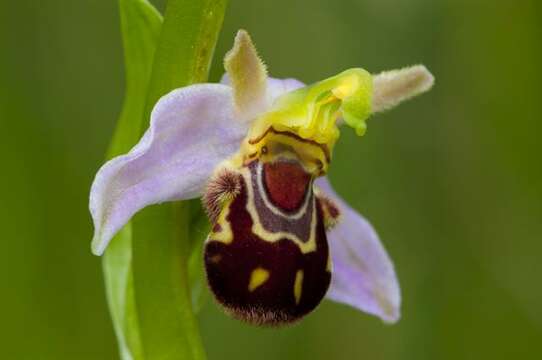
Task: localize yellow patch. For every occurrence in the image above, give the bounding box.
[245,130,329,175]
[243,68,372,153]
[208,200,234,244]
[294,270,304,304]
[326,254,333,273]
[248,267,270,292]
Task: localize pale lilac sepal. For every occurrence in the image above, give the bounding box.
[316,177,401,323]
[265,77,305,101]
[220,74,305,108]
[90,84,248,255]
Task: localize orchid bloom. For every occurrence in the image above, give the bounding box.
[90,30,434,326]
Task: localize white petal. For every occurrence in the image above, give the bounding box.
[90,84,248,255]
[316,177,401,323]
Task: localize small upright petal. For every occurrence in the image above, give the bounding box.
[372,65,434,113]
[224,30,268,119]
[90,84,247,255]
[316,177,401,323]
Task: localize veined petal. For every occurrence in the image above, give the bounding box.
[316,177,401,323]
[90,84,247,255]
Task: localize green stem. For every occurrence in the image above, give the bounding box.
[145,0,229,116]
[132,203,205,360]
[131,1,228,359]
[102,1,162,360]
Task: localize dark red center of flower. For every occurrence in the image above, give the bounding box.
[263,161,311,211]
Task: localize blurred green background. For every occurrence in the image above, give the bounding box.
[1,0,541,359]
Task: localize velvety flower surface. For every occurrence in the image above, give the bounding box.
[90,30,433,325]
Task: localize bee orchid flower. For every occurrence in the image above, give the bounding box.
[90,30,434,326]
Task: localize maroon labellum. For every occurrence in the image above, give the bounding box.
[203,156,338,326]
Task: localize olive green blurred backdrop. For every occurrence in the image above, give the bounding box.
[1,0,541,359]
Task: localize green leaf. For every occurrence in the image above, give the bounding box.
[130,0,228,359]
[103,226,143,360]
[107,0,163,159]
[102,1,162,360]
[187,200,211,313]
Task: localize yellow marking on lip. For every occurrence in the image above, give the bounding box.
[208,199,234,244]
[326,254,333,273]
[294,270,304,304]
[248,267,270,292]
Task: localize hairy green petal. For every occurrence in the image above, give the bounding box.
[224,29,268,118]
[246,68,373,152]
